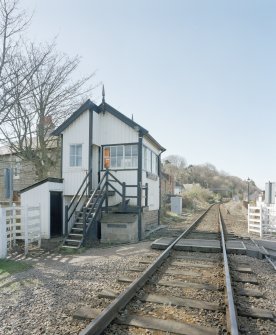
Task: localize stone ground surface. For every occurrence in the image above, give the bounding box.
[0,202,275,335]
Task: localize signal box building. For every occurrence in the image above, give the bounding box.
[21,92,165,248]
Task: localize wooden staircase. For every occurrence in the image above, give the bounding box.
[63,190,103,248]
[62,169,148,249]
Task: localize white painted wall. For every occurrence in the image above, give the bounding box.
[142,136,161,210]
[62,109,90,195]
[21,181,63,239]
[142,170,160,210]
[98,112,139,145]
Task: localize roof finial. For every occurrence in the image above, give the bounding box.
[102,84,106,114]
[102,84,105,103]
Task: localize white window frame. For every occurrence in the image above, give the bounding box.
[103,144,138,170]
[143,145,158,175]
[13,157,21,180]
[70,144,82,167]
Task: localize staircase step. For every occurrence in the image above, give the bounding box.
[71,227,83,231]
[62,245,79,249]
[69,233,83,237]
[65,239,82,243]
[68,235,82,240]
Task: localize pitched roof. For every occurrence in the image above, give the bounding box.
[51,99,165,152]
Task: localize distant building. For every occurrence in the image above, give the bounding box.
[174,181,184,195]
[0,141,61,203]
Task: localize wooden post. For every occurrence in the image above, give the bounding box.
[83,206,87,241]
[65,205,69,236]
[105,171,109,213]
[0,208,7,259]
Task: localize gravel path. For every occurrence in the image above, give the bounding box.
[0,243,161,335]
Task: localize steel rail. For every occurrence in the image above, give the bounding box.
[219,207,239,335]
[79,204,215,335]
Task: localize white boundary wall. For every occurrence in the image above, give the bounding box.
[0,205,41,258]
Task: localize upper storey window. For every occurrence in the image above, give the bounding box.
[70,144,82,167]
[103,144,138,169]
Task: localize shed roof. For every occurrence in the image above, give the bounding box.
[20,178,63,194]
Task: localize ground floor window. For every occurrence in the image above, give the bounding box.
[103,144,138,169]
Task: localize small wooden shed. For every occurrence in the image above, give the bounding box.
[20,178,63,239]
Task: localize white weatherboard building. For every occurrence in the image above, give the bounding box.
[21,93,165,247]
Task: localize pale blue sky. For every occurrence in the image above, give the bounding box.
[21,0,276,188]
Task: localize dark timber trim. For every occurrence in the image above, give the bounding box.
[100,168,138,172]
[20,178,63,194]
[102,142,139,147]
[60,134,63,178]
[137,131,143,240]
[88,108,93,193]
[158,153,161,225]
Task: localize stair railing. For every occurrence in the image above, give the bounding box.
[65,169,92,235]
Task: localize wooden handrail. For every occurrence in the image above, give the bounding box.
[68,170,91,210]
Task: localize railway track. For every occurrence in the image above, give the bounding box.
[77,204,275,335]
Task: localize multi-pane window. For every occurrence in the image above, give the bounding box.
[103,144,138,169]
[143,146,158,175]
[70,144,82,167]
[13,157,21,179]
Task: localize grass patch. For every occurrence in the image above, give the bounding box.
[0,259,31,276]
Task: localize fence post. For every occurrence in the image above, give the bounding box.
[12,203,16,247]
[0,208,7,259]
[24,206,28,256]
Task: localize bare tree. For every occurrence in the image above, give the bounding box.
[0,44,95,179]
[0,0,35,124]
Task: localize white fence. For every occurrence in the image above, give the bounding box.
[0,205,41,259]
[248,206,263,237]
[248,204,276,238]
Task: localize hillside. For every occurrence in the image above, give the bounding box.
[162,155,260,200]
